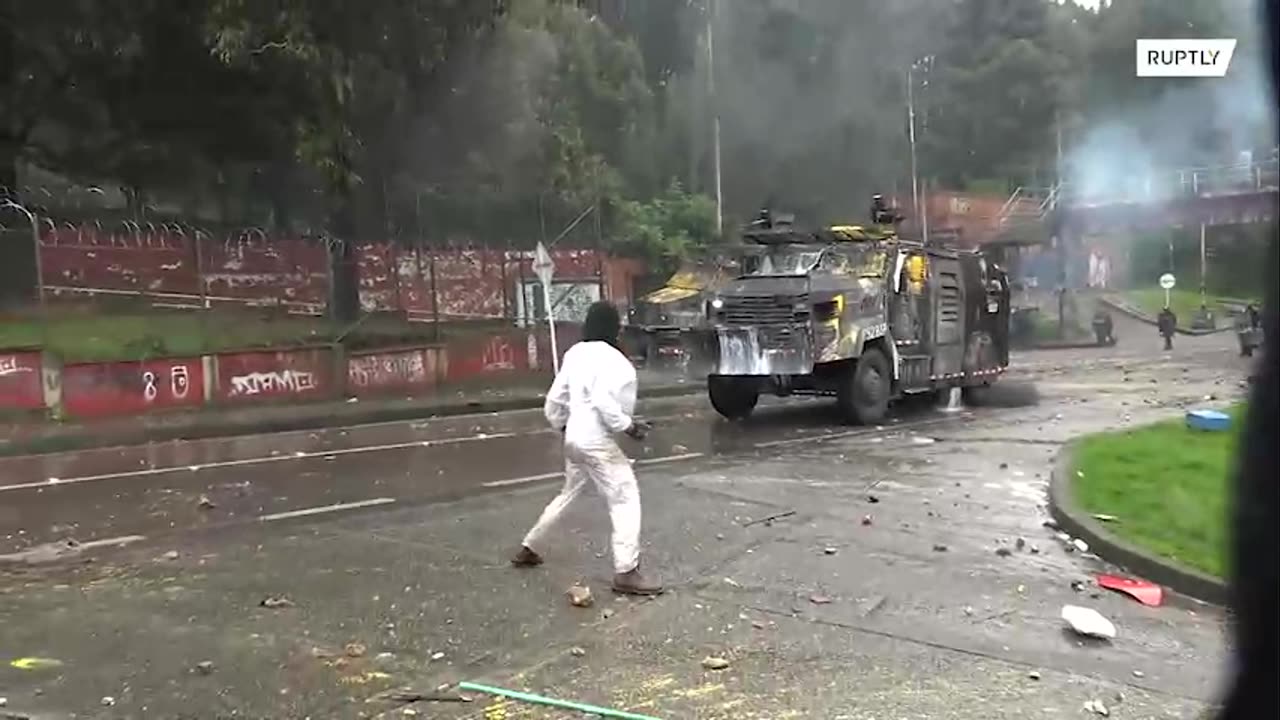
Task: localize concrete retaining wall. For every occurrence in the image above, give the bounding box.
[0,324,576,420]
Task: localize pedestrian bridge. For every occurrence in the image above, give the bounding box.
[996,158,1279,240]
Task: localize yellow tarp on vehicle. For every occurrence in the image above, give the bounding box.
[642,285,701,304]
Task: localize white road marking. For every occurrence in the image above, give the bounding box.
[259,497,396,522]
[78,535,147,550]
[479,452,708,490]
[0,432,519,493]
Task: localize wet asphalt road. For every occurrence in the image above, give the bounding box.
[0,312,1246,557]
[0,311,1257,719]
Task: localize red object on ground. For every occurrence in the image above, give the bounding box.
[1097,573,1164,607]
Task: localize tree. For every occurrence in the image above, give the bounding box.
[616,180,719,274]
[206,0,505,319]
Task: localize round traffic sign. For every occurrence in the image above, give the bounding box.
[1159,273,1176,290]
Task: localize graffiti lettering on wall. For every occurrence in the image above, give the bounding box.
[482,337,515,371]
[62,359,205,418]
[347,350,436,396]
[0,352,44,410]
[230,370,317,397]
[517,280,601,325]
[0,355,34,377]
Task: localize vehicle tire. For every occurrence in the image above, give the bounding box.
[837,348,891,425]
[708,376,759,420]
[962,383,994,406]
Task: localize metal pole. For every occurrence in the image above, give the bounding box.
[907,64,921,237]
[707,0,723,235]
[1199,222,1207,306]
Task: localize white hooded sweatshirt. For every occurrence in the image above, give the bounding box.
[543,340,637,447]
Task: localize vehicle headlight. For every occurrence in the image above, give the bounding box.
[710,298,724,310]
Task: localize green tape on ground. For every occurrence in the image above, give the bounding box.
[458,681,664,720]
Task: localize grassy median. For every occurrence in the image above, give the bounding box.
[1071,406,1245,578]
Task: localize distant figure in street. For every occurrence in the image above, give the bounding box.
[1158,307,1178,351]
[870,194,902,226]
[1092,309,1115,346]
[1247,303,1261,330]
[511,301,663,596]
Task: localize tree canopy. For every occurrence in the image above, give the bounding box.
[4,0,1274,259]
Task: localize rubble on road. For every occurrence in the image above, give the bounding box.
[567,584,594,608]
[701,656,731,670]
[1062,605,1117,640]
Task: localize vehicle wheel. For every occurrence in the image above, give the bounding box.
[838,349,891,425]
[1242,345,1254,358]
[708,376,759,420]
[962,383,995,406]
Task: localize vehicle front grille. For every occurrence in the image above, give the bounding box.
[721,294,809,327]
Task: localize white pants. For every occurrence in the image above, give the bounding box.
[522,439,642,575]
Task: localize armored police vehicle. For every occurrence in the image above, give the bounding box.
[705,212,1010,424]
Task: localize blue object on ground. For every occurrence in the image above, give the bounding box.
[1186,409,1231,432]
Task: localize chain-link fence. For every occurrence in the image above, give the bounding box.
[0,185,645,372]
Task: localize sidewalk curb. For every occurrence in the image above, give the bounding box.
[1018,340,1112,351]
[1098,296,1232,336]
[1048,441,1228,606]
[0,382,706,459]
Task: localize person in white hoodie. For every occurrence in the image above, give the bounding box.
[511,301,662,596]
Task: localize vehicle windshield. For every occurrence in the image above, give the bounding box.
[742,246,887,277]
[742,248,823,276]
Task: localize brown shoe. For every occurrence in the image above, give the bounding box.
[511,546,544,567]
[612,567,664,596]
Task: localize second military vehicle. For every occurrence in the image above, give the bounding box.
[705,211,1011,424]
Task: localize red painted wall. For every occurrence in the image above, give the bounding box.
[39,222,642,319]
[0,351,45,410]
[444,331,532,383]
[62,357,205,418]
[346,347,441,397]
[216,348,332,403]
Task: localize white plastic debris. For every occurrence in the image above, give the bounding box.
[1062,605,1117,640]
[1084,698,1110,716]
[1073,538,1091,553]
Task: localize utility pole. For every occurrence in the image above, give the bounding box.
[706,0,723,235]
[907,64,921,238]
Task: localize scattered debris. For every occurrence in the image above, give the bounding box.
[259,595,295,609]
[430,651,446,661]
[1083,698,1110,716]
[1097,574,1164,607]
[1073,538,1091,553]
[823,547,838,556]
[999,463,1009,469]
[1132,670,1145,679]
[0,697,6,707]
[566,584,594,608]
[570,647,587,658]
[1070,580,1086,593]
[672,444,689,453]
[602,608,615,620]
[932,544,949,553]
[1043,518,1060,530]
[809,593,834,605]
[723,577,742,588]
[866,494,880,504]
[1027,670,1041,681]
[860,515,874,526]
[344,642,368,659]
[994,547,1013,558]
[1015,537,1026,551]
[1029,545,1041,554]
[1062,605,1117,640]
[101,696,116,707]
[1092,513,1119,523]
[911,436,937,445]
[161,550,180,561]
[194,660,215,675]
[701,656,731,671]
[742,510,797,528]
[751,620,768,630]
[375,652,395,663]
[9,657,63,671]
[197,495,216,510]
